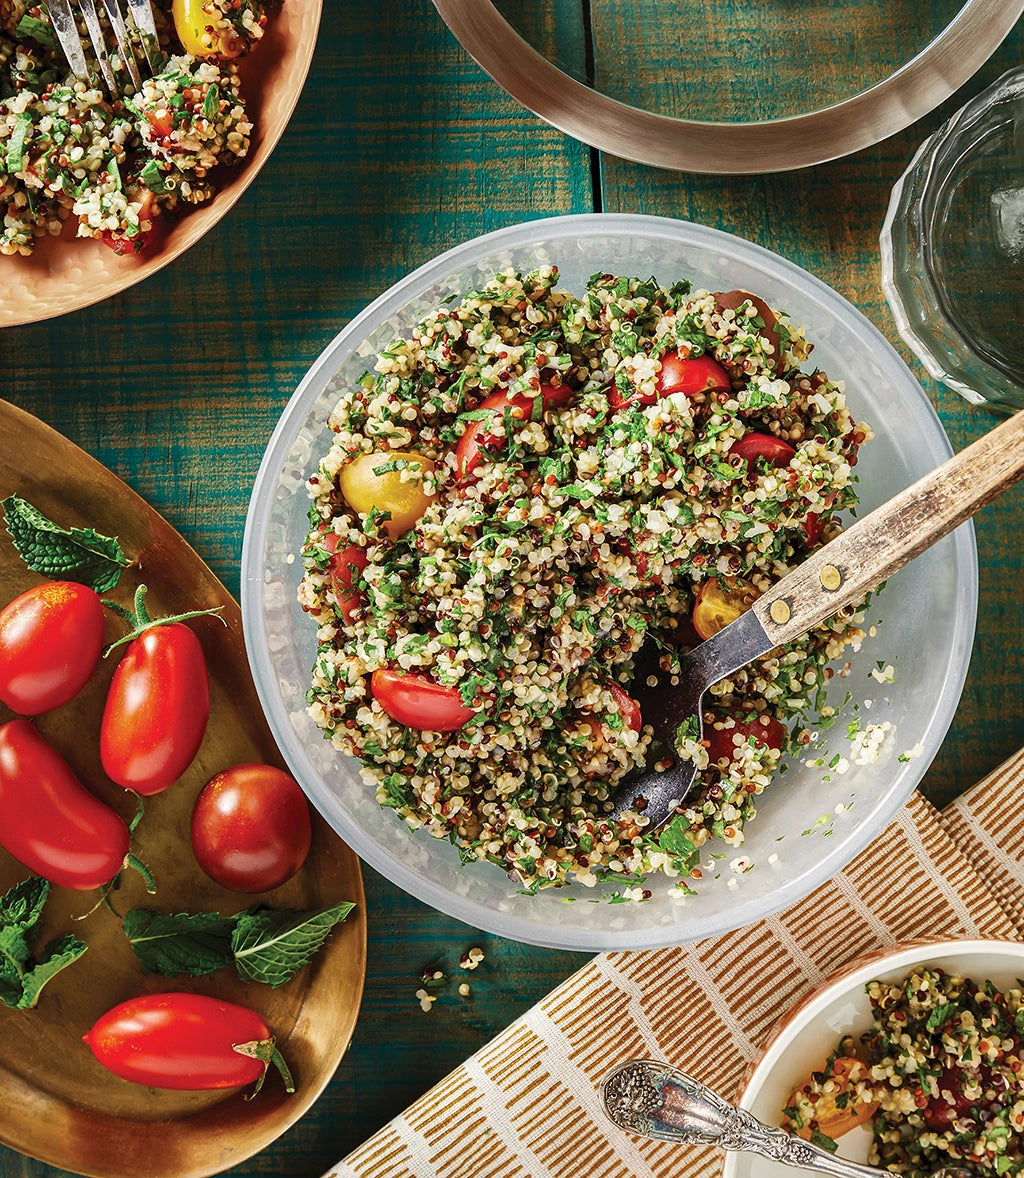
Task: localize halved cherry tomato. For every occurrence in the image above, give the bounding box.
[605,682,642,732]
[730,432,796,467]
[716,289,784,372]
[803,511,823,546]
[706,711,785,764]
[172,0,246,57]
[609,351,731,409]
[0,581,105,715]
[0,719,129,890]
[692,577,760,641]
[321,533,368,623]
[83,993,294,1093]
[145,109,173,138]
[455,384,573,482]
[787,1057,879,1141]
[339,450,436,538]
[98,190,157,256]
[190,763,312,893]
[371,667,476,732]
[101,614,210,796]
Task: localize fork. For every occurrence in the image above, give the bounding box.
[47,0,160,99]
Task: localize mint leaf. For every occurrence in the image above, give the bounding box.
[0,879,87,1009]
[17,934,88,1010]
[123,908,236,977]
[2,495,130,592]
[232,901,355,988]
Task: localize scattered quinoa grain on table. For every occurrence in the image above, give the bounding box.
[300,267,873,892]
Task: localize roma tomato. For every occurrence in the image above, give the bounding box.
[716,289,784,372]
[730,432,796,467]
[100,587,214,795]
[321,534,368,623]
[692,577,760,641]
[0,719,129,890]
[83,993,294,1093]
[455,384,573,482]
[0,581,105,714]
[339,451,436,538]
[706,712,785,764]
[371,667,476,732]
[191,763,312,893]
[609,350,731,408]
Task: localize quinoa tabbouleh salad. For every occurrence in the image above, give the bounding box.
[784,967,1024,1175]
[299,267,873,893]
[0,0,268,256]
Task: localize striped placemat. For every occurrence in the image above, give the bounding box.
[328,749,1024,1178]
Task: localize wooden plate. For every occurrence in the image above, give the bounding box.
[0,0,323,328]
[0,398,366,1178]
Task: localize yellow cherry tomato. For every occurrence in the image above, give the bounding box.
[339,451,436,539]
[172,0,243,58]
[692,576,759,641]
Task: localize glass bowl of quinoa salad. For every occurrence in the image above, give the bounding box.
[725,939,1024,1178]
[0,0,321,326]
[241,214,977,951]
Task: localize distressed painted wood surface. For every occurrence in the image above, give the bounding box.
[2,1,1023,1175]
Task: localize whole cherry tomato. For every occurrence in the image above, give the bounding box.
[321,534,368,623]
[609,350,731,408]
[706,712,785,764]
[0,581,105,714]
[191,763,312,893]
[455,384,573,482]
[730,432,796,467]
[100,587,213,795]
[715,289,784,372]
[0,719,129,890]
[692,577,760,641]
[371,667,477,731]
[83,993,294,1093]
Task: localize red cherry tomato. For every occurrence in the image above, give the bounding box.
[0,581,105,715]
[715,289,784,372]
[97,191,156,256]
[605,682,643,732]
[191,764,312,893]
[803,511,823,546]
[83,993,293,1092]
[322,534,368,623]
[0,719,129,890]
[100,623,210,795]
[455,384,573,482]
[371,667,476,731]
[609,350,731,408]
[730,432,796,467]
[706,712,785,764]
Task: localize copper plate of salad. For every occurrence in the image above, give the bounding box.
[0,0,322,328]
[0,398,366,1178]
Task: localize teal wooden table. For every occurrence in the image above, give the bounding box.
[2,3,1024,1175]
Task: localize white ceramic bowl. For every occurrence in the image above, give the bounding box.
[723,938,1024,1178]
[241,213,977,952]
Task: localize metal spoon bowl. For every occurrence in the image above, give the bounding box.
[601,1059,978,1178]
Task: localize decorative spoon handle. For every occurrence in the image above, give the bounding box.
[753,408,1024,648]
[601,1059,888,1177]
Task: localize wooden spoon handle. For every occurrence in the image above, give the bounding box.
[753,410,1024,648]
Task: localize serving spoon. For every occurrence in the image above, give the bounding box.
[601,1059,978,1178]
[606,408,1024,831]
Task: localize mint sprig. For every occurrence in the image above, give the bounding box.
[125,900,355,988]
[2,494,130,592]
[0,879,88,1010]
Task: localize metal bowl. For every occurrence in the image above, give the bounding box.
[432,0,1024,173]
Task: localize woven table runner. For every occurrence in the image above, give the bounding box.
[329,749,1024,1178]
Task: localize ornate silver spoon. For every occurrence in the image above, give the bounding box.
[601,1059,978,1178]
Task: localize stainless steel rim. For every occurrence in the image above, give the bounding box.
[432,0,1024,174]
